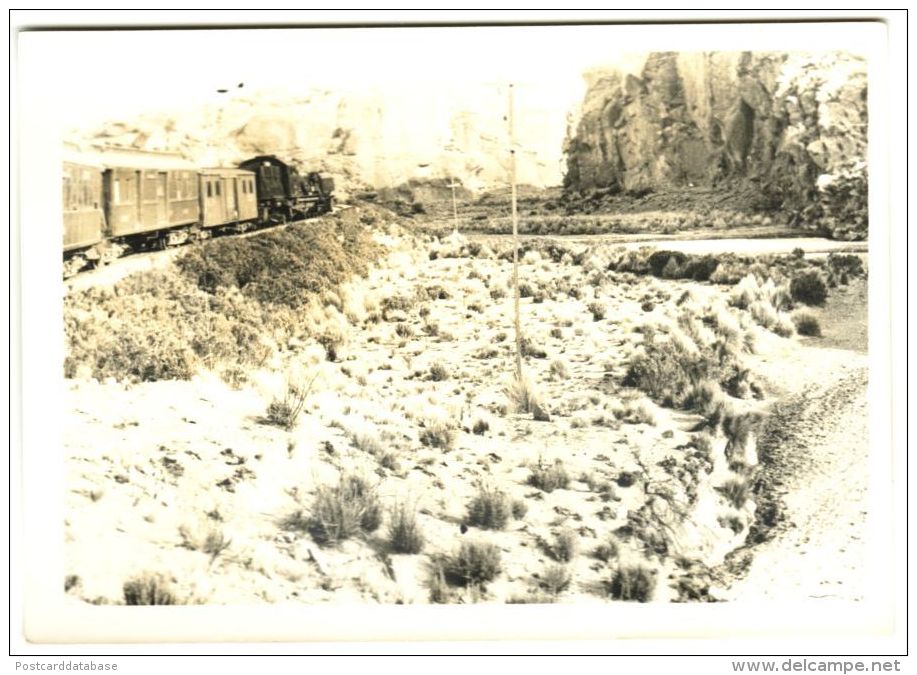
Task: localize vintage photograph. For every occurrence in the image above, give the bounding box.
[14,16,899,647]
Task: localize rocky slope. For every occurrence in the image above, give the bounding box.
[72,85,559,200]
[563,52,868,239]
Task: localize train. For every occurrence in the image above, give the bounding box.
[62,146,334,277]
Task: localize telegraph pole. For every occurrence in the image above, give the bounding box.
[450,178,459,234]
[509,83,523,381]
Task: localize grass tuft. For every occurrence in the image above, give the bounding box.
[504,375,542,415]
[419,420,456,450]
[466,485,512,530]
[388,502,425,554]
[442,541,503,587]
[265,372,319,431]
[607,565,656,602]
[123,573,180,605]
[539,564,573,596]
[792,310,822,336]
[306,474,382,545]
[528,458,570,493]
[550,529,578,562]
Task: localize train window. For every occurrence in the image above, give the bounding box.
[216,182,221,197]
[113,179,121,204]
[62,177,71,208]
[206,182,212,198]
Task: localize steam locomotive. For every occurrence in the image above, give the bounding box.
[62,147,334,277]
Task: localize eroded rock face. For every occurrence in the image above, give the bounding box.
[71,86,560,199]
[564,51,868,238]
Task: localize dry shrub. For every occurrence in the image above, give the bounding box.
[442,541,503,587]
[540,564,573,596]
[419,419,456,450]
[550,529,578,562]
[623,326,738,410]
[586,301,606,321]
[594,536,620,562]
[520,336,548,359]
[790,271,828,306]
[67,219,380,383]
[178,220,379,307]
[388,503,425,554]
[466,485,512,530]
[615,398,656,426]
[505,375,541,414]
[429,362,450,381]
[607,565,656,602]
[427,564,452,604]
[123,573,180,605]
[511,499,529,519]
[528,458,570,493]
[350,431,383,456]
[549,359,570,380]
[792,310,822,336]
[472,419,490,435]
[265,372,319,431]
[748,300,795,337]
[179,522,232,564]
[306,474,382,545]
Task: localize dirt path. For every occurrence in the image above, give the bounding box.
[720,364,869,601]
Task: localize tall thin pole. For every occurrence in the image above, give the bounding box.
[451,179,459,234]
[509,83,522,381]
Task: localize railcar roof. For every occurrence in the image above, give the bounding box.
[199,167,256,176]
[63,144,197,170]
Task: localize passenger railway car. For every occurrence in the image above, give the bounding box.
[199,168,259,232]
[62,145,333,277]
[100,150,201,248]
[62,159,105,255]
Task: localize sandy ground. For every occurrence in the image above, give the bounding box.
[62,231,870,606]
[720,362,869,601]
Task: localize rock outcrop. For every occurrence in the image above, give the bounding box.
[71,85,560,201]
[564,51,868,239]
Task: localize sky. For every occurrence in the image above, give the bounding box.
[21,26,649,128]
[18,21,876,129]
[16,21,882,186]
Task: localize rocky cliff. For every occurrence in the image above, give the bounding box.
[72,86,559,202]
[564,51,868,239]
